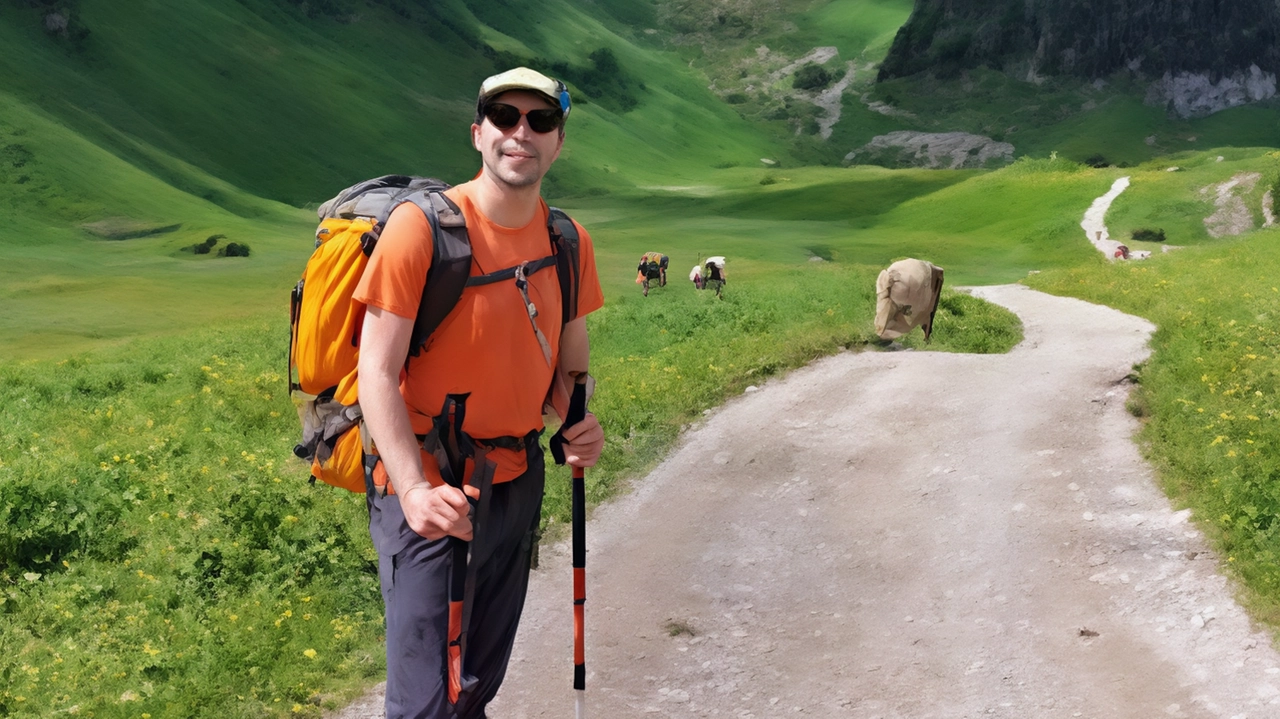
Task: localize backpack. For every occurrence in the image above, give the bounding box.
[288,174,582,492]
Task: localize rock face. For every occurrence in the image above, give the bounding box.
[1146,65,1277,118]
[845,131,1014,169]
[879,0,1280,117]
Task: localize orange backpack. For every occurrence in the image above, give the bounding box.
[288,175,581,492]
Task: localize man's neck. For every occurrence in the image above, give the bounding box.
[469,172,542,228]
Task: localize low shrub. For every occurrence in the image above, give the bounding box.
[793,63,832,91]
[188,234,223,255]
[1131,228,1166,242]
[221,242,251,257]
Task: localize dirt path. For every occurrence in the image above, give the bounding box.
[486,285,1280,719]
[332,286,1280,719]
[1081,177,1131,259]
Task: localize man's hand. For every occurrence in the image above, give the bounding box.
[560,412,604,467]
[400,483,482,541]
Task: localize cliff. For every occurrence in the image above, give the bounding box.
[877,0,1280,116]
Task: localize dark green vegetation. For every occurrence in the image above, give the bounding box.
[864,0,1280,167]
[880,0,1280,81]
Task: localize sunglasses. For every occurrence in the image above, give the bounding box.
[482,102,565,133]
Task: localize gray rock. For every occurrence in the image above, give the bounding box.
[1146,64,1277,118]
[845,131,1014,170]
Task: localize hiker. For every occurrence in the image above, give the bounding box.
[354,67,605,719]
[874,258,944,342]
[703,256,727,296]
[635,252,668,296]
[689,263,703,289]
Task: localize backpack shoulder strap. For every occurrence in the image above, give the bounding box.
[547,207,581,325]
[399,189,472,357]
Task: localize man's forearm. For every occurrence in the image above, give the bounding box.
[361,371,427,493]
[560,316,591,378]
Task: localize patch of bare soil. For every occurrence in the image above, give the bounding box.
[1202,172,1262,238]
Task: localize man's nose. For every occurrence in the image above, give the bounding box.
[510,115,538,139]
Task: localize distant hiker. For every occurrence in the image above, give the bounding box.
[689,263,703,289]
[635,252,668,296]
[355,68,605,719]
[703,256,727,297]
[874,258,944,342]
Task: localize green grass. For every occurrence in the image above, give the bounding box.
[1104,151,1280,247]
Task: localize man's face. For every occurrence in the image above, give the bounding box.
[471,90,565,189]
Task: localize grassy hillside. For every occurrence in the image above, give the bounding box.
[0,0,795,357]
[0,0,785,206]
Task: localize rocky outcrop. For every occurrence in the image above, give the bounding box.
[845,131,1014,170]
[878,0,1280,116]
[1146,65,1277,118]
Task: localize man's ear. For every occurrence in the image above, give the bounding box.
[470,123,481,151]
[550,131,564,163]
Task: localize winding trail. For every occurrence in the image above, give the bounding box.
[487,286,1280,719]
[1081,177,1131,258]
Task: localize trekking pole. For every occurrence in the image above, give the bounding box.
[572,461,586,719]
[550,379,590,718]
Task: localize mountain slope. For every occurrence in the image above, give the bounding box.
[879,0,1280,83]
[0,0,784,208]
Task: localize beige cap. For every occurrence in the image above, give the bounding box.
[478,67,571,117]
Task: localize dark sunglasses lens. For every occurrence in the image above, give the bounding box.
[484,104,521,129]
[526,109,563,133]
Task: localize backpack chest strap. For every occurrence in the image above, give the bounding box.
[460,256,557,366]
[464,254,557,287]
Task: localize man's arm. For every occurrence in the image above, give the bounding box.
[359,305,475,541]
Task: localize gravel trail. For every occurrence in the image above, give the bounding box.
[334,285,1280,719]
[1081,177,1131,259]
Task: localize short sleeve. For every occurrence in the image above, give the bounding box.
[353,203,435,320]
[572,221,605,318]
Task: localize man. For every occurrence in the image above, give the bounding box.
[354,67,605,719]
[636,252,668,296]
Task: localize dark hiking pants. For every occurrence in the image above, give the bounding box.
[367,445,545,719]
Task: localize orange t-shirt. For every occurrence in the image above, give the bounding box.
[353,181,604,487]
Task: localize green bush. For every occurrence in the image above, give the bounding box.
[221,242,251,257]
[1131,228,1166,242]
[792,63,833,91]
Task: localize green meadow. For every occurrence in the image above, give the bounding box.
[4,0,1280,715]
